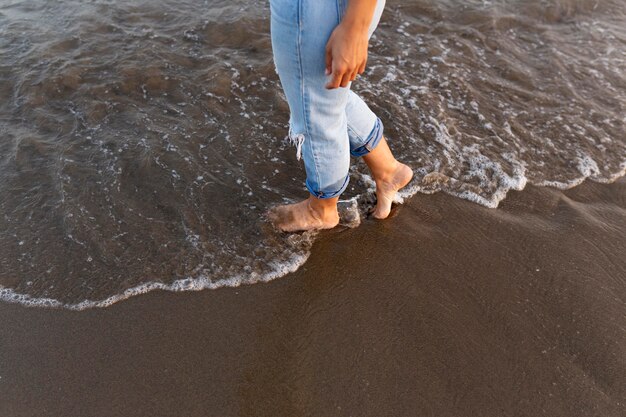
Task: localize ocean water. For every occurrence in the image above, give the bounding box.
[0,0,624,309]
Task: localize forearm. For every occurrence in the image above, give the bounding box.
[341,0,377,33]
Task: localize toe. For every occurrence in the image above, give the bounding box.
[373,195,393,219]
[373,207,390,219]
[266,206,280,222]
[267,205,289,229]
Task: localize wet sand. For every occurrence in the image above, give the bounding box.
[1,178,625,417]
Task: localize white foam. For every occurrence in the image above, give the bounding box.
[536,159,626,189]
[337,197,362,228]
[3,152,624,311]
[0,242,312,311]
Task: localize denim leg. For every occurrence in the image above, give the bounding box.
[270,0,350,199]
[270,0,386,197]
[346,0,386,157]
[346,90,384,157]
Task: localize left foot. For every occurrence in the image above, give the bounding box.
[362,135,413,220]
[267,197,339,232]
[372,161,413,219]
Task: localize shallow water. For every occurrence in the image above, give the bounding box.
[0,0,624,308]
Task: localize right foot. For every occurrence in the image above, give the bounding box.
[266,197,340,232]
[372,162,413,219]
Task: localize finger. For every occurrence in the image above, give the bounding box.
[339,71,352,88]
[360,54,368,73]
[325,69,344,89]
[358,60,366,75]
[325,47,332,76]
[326,60,348,89]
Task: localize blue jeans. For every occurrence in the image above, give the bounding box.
[270,0,387,199]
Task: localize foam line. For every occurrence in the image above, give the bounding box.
[0,251,310,310]
[2,158,625,311]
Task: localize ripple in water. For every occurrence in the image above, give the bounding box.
[0,0,624,309]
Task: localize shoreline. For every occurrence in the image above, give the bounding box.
[2,174,625,311]
[1,178,624,416]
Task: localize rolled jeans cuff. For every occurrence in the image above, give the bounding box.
[305,172,350,199]
[350,117,384,157]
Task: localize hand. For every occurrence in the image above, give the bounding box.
[324,22,369,89]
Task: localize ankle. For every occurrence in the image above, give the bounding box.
[307,196,338,221]
[374,159,400,183]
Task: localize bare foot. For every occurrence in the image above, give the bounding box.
[267,196,340,232]
[372,162,413,219]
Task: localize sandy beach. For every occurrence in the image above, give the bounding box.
[1,178,624,417]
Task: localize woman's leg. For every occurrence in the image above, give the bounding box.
[342,0,386,156]
[268,0,352,231]
[342,0,413,218]
[345,91,413,218]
